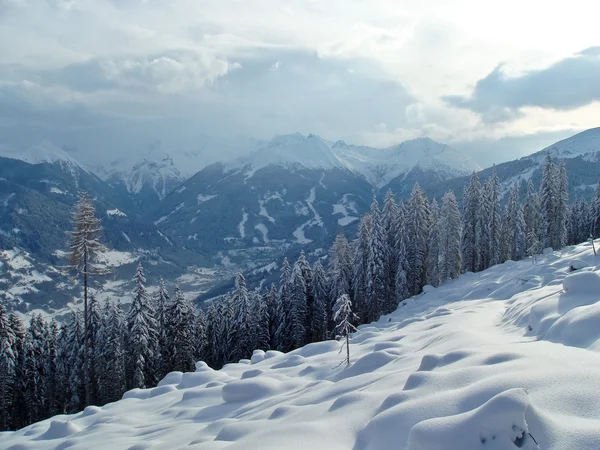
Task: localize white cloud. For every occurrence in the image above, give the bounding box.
[0,0,599,164]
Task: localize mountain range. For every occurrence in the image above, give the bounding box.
[1,127,599,316]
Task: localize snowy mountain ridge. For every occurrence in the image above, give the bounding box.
[228,133,482,187]
[0,140,87,175]
[532,126,600,163]
[4,241,600,449]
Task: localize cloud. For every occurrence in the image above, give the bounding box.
[443,48,600,122]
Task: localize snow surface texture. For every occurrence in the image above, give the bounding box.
[4,243,600,449]
[228,133,481,186]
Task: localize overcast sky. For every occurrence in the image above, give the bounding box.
[1,0,599,168]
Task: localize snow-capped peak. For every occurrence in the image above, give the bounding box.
[108,153,184,200]
[232,133,345,172]
[0,140,85,170]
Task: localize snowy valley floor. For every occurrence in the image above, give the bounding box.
[3,243,600,449]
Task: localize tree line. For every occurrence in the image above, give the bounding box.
[1,153,600,430]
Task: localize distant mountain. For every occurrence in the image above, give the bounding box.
[226,133,480,187]
[150,133,477,277]
[105,154,185,210]
[332,136,481,187]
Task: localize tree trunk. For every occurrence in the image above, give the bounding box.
[345,333,350,366]
[84,246,90,406]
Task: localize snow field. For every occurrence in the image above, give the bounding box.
[3,242,600,449]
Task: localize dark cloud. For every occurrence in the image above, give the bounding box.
[443,47,600,122]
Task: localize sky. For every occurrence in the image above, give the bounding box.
[0,0,599,168]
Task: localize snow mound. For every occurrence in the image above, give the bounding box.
[563,270,600,294]
[406,389,539,450]
[38,420,82,440]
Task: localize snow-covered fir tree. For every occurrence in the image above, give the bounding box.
[311,260,329,342]
[427,198,441,287]
[328,233,353,327]
[593,179,600,239]
[289,261,308,349]
[439,191,462,282]
[366,197,387,320]
[333,294,358,366]
[352,214,372,320]
[0,300,15,431]
[275,258,293,352]
[127,263,158,389]
[524,179,543,259]
[154,278,170,377]
[295,252,314,343]
[406,183,430,295]
[462,172,482,273]
[382,189,399,309]
[540,153,557,249]
[483,167,502,267]
[165,286,196,373]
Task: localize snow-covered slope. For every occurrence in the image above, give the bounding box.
[227,133,479,186]
[533,127,600,163]
[5,242,600,449]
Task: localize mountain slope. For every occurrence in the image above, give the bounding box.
[4,242,600,449]
[407,127,600,203]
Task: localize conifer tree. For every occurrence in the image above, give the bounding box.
[556,160,569,248]
[254,293,270,352]
[333,294,358,367]
[484,167,502,266]
[439,191,462,282]
[165,286,196,373]
[0,300,15,431]
[328,233,353,327]
[67,191,105,406]
[45,319,59,417]
[295,252,314,343]
[540,153,557,248]
[230,273,251,360]
[9,313,27,429]
[154,278,170,377]
[462,172,482,273]
[593,179,600,238]
[352,215,372,320]
[289,262,308,349]
[311,260,328,341]
[275,258,293,352]
[263,284,279,349]
[395,202,411,304]
[366,197,387,320]
[382,189,399,307]
[428,198,441,287]
[524,179,543,257]
[407,183,430,294]
[65,311,85,413]
[127,263,158,389]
